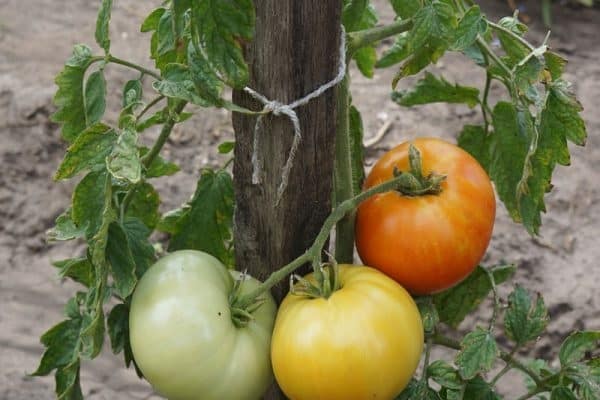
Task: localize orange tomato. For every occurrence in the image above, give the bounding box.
[355,137,496,295]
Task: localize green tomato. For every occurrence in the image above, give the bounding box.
[129,250,277,400]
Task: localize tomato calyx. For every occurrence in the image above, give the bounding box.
[291,261,341,299]
[392,144,446,197]
[229,272,267,328]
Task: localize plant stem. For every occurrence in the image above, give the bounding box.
[487,21,535,51]
[140,100,187,168]
[481,73,492,133]
[137,95,166,120]
[490,354,514,386]
[515,386,548,400]
[334,73,355,263]
[485,267,501,331]
[476,36,513,78]
[432,333,545,387]
[234,175,408,309]
[107,55,162,80]
[422,336,433,382]
[347,19,413,54]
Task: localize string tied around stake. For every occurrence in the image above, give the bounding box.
[243,25,347,206]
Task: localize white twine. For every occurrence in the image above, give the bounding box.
[243,25,347,206]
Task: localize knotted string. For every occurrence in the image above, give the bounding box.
[243,25,347,206]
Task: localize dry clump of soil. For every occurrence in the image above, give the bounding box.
[0,0,599,398]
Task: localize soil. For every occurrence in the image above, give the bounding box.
[1,0,598,399]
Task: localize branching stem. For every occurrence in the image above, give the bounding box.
[432,333,545,387]
[233,175,408,309]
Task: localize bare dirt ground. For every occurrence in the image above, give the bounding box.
[0,0,598,399]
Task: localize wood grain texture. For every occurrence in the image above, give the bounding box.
[233,1,342,301]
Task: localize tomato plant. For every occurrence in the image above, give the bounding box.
[129,250,277,400]
[33,0,598,399]
[271,265,423,400]
[355,138,496,294]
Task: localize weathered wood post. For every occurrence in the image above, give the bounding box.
[233,2,342,396]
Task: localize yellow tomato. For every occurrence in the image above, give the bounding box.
[271,265,424,400]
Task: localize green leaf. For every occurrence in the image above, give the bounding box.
[488,102,530,223]
[497,31,529,65]
[396,378,441,399]
[106,222,137,298]
[54,123,116,180]
[153,63,214,107]
[157,206,187,234]
[124,182,160,230]
[514,55,545,95]
[157,9,176,56]
[544,80,587,146]
[349,105,365,198]
[121,217,155,278]
[107,129,142,183]
[187,42,224,105]
[123,79,143,108]
[428,360,463,390]
[95,0,113,53]
[355,46,377,78]
[560,331,600,367]
[456,327,498,379]
[410,0,457,51]
[53,258,94,288]
[516,80,586,234]
[136,109,167,132]
[544,52,567,80]
[392,72,480,107]
[33,318,82,376]
[392,42,446,84]
[504,285,549,346]
[457,125,490,170]
[107,304,129,354]
[462,376,501,400]
[84,70,107,126]
[141,8,166,32]
[47,209,87,241]
[218,141,235,154]
[191,0,255,87]
[88,180,116,276]
[52,45,94,142]
[564,363,600,400]
[55,361,83,400]
[72,170,111,238]
[390,0,421,18]
[434,265,516,328]
[342,0,369,31]
[376,32,410,69]
[150,10,178,72]
[450,5,487,51]
[551,386,578,400]
[168,169,235,266]
[80,302,105,358]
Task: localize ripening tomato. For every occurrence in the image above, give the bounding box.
[129,250,277,400]
[271,265,424,400]
[355,137,496,295]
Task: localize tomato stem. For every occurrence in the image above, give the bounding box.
[334,72,356,264]
[393,144,447,197]
[232,175,409,309]
[347,19,413,54]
